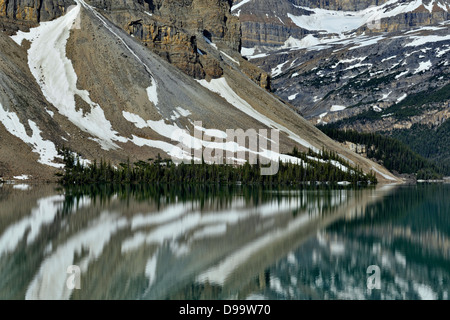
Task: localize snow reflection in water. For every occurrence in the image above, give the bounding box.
[3,184,445,300]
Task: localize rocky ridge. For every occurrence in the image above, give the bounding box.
[233,0,450,49]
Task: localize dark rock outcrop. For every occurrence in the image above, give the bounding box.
[233,0,450,48]
[0,0,75,34]
[87,0,241,79]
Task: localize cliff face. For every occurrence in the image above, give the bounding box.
[233,0,450,49]
[0,0,75,33]
[235,0,306,48]
[290,0,388,11]
[0,0,270,85]
[86,0,241,79]
[87,0,240,50]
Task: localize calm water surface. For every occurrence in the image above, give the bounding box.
[0,183,448,300]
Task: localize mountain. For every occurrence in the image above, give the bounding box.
[0,0,399,182]
[234,0,450,170]
[234,0,450,49]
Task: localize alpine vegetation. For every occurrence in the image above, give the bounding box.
[57,147,377,186]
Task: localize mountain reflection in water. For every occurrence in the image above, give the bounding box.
[0,183,448,300]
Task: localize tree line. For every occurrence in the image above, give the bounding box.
[317,126,444,179]
[56,147,377,186]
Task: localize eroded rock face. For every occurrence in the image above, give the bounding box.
[0,0,75,33]
[240,59,271,90]
[88,0,240,50]
[235,0,306,48]
[233,0,450,48]
[290,0,389,11]
[2,0,270,85]
[85,0,241,79]
[127,19,209,78]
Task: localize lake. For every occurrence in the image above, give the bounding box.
[0,183,448,300]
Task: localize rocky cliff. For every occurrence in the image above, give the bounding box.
[233,0,450,49]
[1,0,269,85]
[86,0,269,85]
[234,0,306,48]
[83,0,237,79]
[0,0,75,33]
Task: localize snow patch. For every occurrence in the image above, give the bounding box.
[281,35,326,50]
[241,47,256,57]
[381,91,392,100]
[317,112,328,124]
[348,35,385,50]
[192,224,228,240]
[396,93,408,103]
[197,77,320,153]
[331,57,365,69]
[330,105,346,112]
[330,241,345,255]
[281,34,347,51]
[204,36,217,50]
[395,251,407,267]
[0,195,64,257]
[175,107,191,118]
[289,1,426,34]
[413,283,437,300]
[406,34,450,47]
[197,212,314,285]
[231,0,253,12]
[145,253,158,288]
[288,93,298,101]
[435,46,450,58]
[395,70,410,79]
[124,110,304,166]
[0,105,62,167]
[147,82,159,107]
[45,109,54,118]
[271,61,289,77]
[381,55,397,62]
[25,213,127,300]
[221,51,240,65]
[413,60,432,74]
[170,107,191,120]
[122,111,148,129]
[11,3,127,150]
[372,105,382,112]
